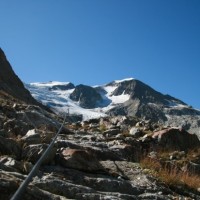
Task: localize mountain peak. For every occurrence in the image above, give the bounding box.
[30,81,75,91]
[26,77,200,138]
[114,77,135,83]
[69,84,102,108]
[107,77,135,86]
[30,81,71,87]
[0,48,7,61]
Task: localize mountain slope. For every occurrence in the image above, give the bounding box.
[26,79,132,120]
[70,84,103,108]
[0,48,40,105]
[26,78,200,138]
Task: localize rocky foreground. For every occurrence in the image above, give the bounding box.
[0,95,200,199]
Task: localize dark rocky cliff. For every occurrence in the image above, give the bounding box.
[107,79,197,121]
[0,48,40,105]
[70,84,103,108]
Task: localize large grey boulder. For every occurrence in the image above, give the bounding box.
[103,128,120,137]
[22,144,56,164]
[129,127,144,138]
[0,170,68,200]
[21,129,41,145]
[152,128,200,150]
[0,136,21,159]
[57,148,104,172]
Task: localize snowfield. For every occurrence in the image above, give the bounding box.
[26,78,192,121]
[26,80,131,120]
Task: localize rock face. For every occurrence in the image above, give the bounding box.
[0,136,21,159]
[0,48,39,105]
[107,79,186,119]
[70,84,103,108]
[152,128,200,150]
[27,78,200,138]
[112,79,184,104]
[105,79,200,138]
[1,114,200,199]
[58,148,104,172]
[49,82,75,91]
[0,102,200,199]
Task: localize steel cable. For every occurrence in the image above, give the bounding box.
[10,113,67,200]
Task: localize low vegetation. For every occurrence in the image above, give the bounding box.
[140,148,200,191]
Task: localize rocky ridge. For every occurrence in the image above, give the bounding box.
[27,78,200,139]
[0,48,41,106]
[0,48,200,199]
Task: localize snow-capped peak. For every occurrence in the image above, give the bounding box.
[30,81,71,87]
[114,77,134,83]
[26,79,132,121]
[25,78,200,133]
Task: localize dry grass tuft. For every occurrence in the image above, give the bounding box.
[99,124,107,132]
[140,157,200,190]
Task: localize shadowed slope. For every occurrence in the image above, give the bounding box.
[0,48,41,105]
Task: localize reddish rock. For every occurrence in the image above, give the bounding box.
[152,127,200,150]
[58,148,104,172]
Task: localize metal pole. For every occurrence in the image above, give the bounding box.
[10,114,67,200]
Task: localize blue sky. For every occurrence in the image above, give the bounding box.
[0,0,200,109]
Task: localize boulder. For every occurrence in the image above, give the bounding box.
[0,129,6,137]
[115,134,125,140]
[21,129,41,145]
[103,129,120,137]
[152,128,200,150]
[57,148,104,172]
[3,118,31,136]
[18,110,58,129]
[0,136,21,159]
[110,144,139,161]
[0,170,24,200]
[32,174,97,199]
[169,151,186,160]
[22,144,56,164]
[188,161,200,174]
[0,170,68,200]
[129,127,144,138]
[0,156,20,173]
[0,156,31,173]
